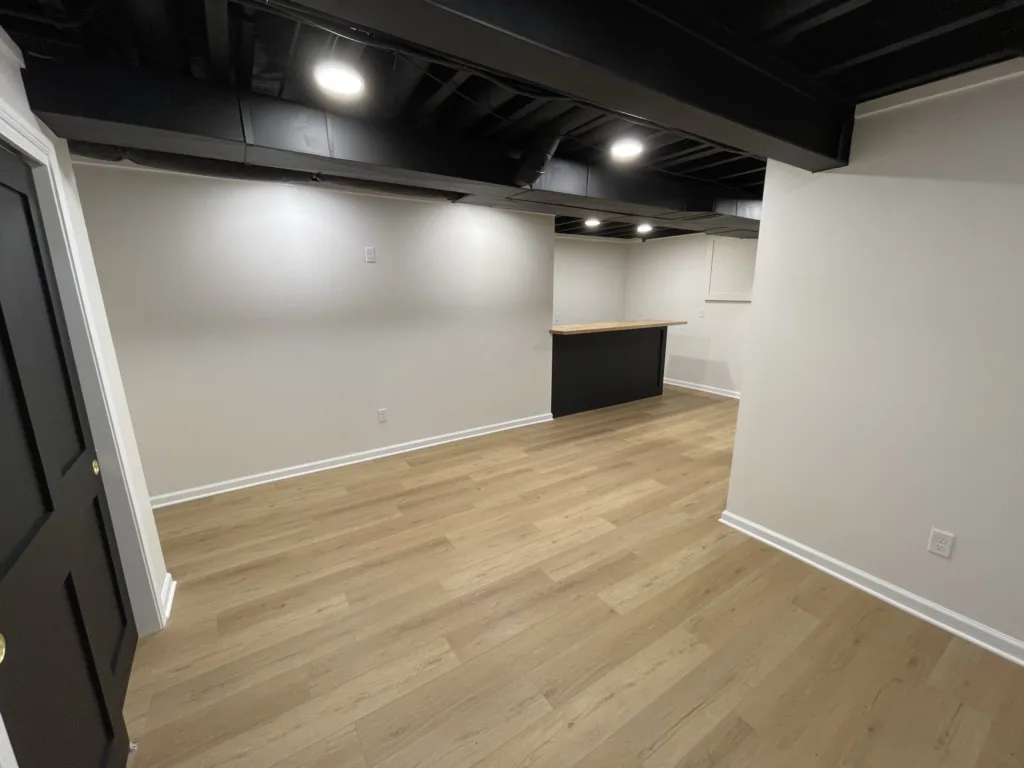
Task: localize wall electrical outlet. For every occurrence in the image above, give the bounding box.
[927,528,955,559]
[364,246,377,263]
[377,408,387,423]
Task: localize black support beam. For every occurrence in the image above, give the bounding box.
[287,0,853,171]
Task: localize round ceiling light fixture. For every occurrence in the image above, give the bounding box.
[584,218,601,227]
[610,137,644,161]
[314,62,365,98]
[636,223,653,235]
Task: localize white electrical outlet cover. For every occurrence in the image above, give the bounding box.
[927,528,955,558]
[365,246,377,263]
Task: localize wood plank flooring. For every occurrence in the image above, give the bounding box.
[125,388,1024,768]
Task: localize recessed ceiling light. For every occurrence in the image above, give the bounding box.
[637,223,653,234]
[610,138,644,161]
[314,62,365,98]
[585,218,601,227]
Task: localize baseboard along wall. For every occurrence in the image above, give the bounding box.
[664,378,740,399]
[721,510,1024,668]
[151,413,553,509]
[158,572,177,626]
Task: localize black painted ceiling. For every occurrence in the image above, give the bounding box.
[3,0,1020,238]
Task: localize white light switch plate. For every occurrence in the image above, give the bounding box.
[365,246,377,263]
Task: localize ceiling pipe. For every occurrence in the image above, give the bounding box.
[513,136,561,187]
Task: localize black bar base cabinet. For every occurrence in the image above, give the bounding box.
[550,320,686,418]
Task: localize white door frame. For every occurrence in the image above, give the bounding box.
[0,714,19,768]
[0,26,171,635]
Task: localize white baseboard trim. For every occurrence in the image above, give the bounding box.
[721,511,1024,668]
[158,572,177,628]
[664,378,740,399]
[151,413,553,509]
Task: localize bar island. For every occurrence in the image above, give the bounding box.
[549,320,688,417]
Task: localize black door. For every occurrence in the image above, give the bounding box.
[0,145,137,765]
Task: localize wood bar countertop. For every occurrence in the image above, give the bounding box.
[549,319,688,335]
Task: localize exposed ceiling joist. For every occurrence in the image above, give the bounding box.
[746,0,835,35]
[816,1,1024,76]
[674,154,750,174]
[288,0,853,171]
[717,166,768,181]
[204,0,232,83]
[125,0,184,71]
[235,10,256,91]
[765,0,880,46]
[483,98,547,136]
[443,80,513,133]
[419,70,470,117]
[650,145,721,169]
[24,61,759,237]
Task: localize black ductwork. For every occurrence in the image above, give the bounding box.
[23,61,760,237]
[513,136,561,188]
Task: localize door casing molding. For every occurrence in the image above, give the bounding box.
[0,26,170,635]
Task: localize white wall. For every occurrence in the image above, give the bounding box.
[726,63,1024,661]
[552,236,628,324]
[75,163,555,501]
[625,235,754,396]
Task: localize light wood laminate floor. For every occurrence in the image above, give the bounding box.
[126,388,1024,768]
